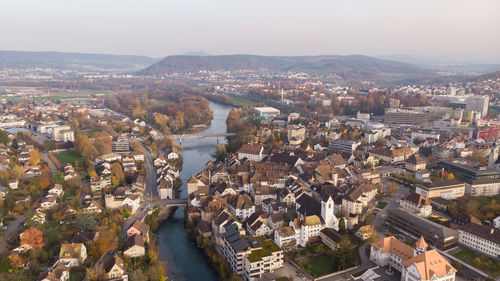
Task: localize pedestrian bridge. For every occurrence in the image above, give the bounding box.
[158,132,236,140]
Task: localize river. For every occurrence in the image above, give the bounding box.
[157,101,233,281]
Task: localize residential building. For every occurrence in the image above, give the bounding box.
[320,228,342,250]
[466,95,489,117]
[274,226,296,250]
[399,193,432,217]
[124,235,145,258]
[290,215,325,247]
[405,154,426,172]
[59,243,87,267]
[287,125,306,146]
[237,144,265,161]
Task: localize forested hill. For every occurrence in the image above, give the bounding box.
[139,54,435,84]
[0,50,159,71]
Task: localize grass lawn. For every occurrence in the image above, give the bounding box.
[230,95,260,106]
[308,255,337,277]
[376,202,388,209]
[453,248,500,277]
[53,151,83,166]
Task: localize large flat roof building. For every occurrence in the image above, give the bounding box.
[252,107,280,120]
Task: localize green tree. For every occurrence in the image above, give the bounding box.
[0,130,9,145]
[334,237,355,270]
[75,213,98,231]
[338,217,346,234]
[11,138,18,150]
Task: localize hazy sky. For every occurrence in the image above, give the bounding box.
[1,0,499,62]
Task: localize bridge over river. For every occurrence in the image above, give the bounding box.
[157,132,236,145]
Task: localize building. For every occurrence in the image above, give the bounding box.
[384,109,428,125]
[237,144,265,162]
[289,215,325,247]
[466,95,489,117]
[320,228,343,250]
[387,208,459,250]
[124,235,145,258]
[59,130,75,142]
[439,159,500,182]
[355,225,375,241]
[464,178,500,197]
[127,220,150,243]
[370,236,456,281]
[415,179,465,200]
[20,227,44,250]
[287,125,306,146]
[112,140,130,152]
[399,193,432,217]
[243,238,283,281]
[274,226,296,250]
[389,98,400,108]
[59,243,87,267]
[328,139,361,153]
[451,214,500,258]
[411,131,440,142]
[252,107,280,120]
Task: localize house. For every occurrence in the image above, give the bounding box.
[40,196,57,210]
[124,235,145,258]
[127,220,150,243]
[274,226,296,250]
[400,193,432,217]
[320,227,342,250]
[8,179,18,190]
[237,144,265,161]
[20,227,44,250]
[227,194,256,220]
[59,243,87,267]
[167,151,179,160]
[290,215,325,247]
[355,225,375,241]
[48,184,64,197]
[94,251,127,280]
[405,154,427,172]
[84,201,104,214]
[123,194,141,213]
[370,236,456,281]
[90,176,111,192]
[131,151,145,162]
[341,182,378,217]
[38,264,70,281]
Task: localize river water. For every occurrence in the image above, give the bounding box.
[157,101,233,281]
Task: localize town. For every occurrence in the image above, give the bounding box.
[0,62,498,281]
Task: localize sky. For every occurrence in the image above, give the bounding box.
[1,0,499,63]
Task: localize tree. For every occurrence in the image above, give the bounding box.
[75,213,98,231]
[95,230,117,256]
[387,182,398,195]
[9,254,23,269]
[111,162,125,187]
[334,237,355,270]
[10,164,24,179]
[11,138,18,150]
[338,217,346,234]
[368,225,377,243]
[91,131,112,154]
[0,130,9,145]
[28,149,41,165]
[86,266,106,281]
[74,133,99,160]
[130,269,149,281]
[215,145,228,162]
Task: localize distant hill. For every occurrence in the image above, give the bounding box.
[472,71,500,82]
[377,55,500,74]
[139,54,435,84]
[0,50,160,71]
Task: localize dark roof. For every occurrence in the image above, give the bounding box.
[403,193,430,206]
[125,234,144,249]
[388,208,458,239]
[224,223,248,252]
[197,220,211,233]
[320,228,342,243]
[296,193,321,217]
[238,144,263,155]
[269,152,301,166]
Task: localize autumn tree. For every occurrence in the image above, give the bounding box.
[95,230,117,256]
[75,133,99,160]
[111,162,125,187]
[91,131,112,155]
[28,149,41,165]
[10,164,24,179]
[75,213,98,231]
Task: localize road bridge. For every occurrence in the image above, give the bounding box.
[157,132,236,145]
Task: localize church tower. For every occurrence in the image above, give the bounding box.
[321,196,339,231]
[488,140,500,168]
[414,236,428,256]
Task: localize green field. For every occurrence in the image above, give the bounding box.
[453,248,500,277]
[53,151,83,165]
[376,202,388,209]
[230,95,260,106]
[307,255,337,277]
